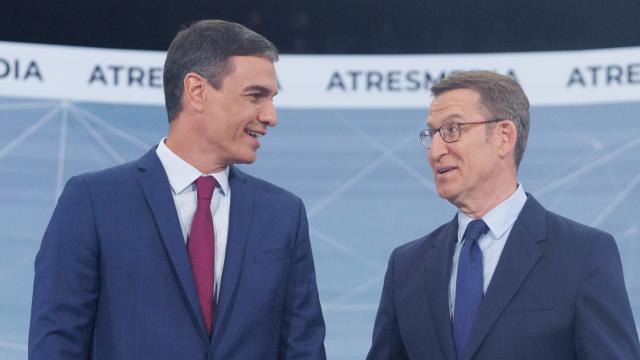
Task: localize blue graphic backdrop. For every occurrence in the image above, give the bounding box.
[1,97,639,359]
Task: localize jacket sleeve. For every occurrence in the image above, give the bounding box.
[574,232,640,359]
[367,248,409,360]
[279,198,327,359]
[29,176,100,360]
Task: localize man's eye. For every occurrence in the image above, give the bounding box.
[445,124,459,133]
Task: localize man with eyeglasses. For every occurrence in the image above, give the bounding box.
[367,70,639,359]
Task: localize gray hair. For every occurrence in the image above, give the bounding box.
[163,19,279,122]
[430,70,530,168]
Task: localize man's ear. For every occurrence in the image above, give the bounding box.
[496,119,517,158]
[182,72,207,113]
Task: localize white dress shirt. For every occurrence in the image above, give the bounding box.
[156,139,230,301]
[449,184,527,318]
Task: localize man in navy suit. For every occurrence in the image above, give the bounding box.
[29,20,326,359]
[367,71,640,359]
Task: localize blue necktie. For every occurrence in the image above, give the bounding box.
[453,219,489,359]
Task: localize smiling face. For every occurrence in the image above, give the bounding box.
[196,55,278,166]
[427,88,507,211]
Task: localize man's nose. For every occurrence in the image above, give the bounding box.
[428,131,448,161]
[259,101,277,127]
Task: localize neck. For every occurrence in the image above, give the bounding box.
[165,118,227,174]
[456,175,518,219]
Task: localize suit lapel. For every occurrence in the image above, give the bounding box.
[424,216,459,360]
[136,148,209,344]
[211,166,254,343]
[464,195,546,359]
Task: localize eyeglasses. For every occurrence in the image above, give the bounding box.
[419,119,505,149]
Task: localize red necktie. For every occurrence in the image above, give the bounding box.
[188,176,217,336]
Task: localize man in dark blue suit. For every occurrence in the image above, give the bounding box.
[367,71,640,359]
[29,20,326,359]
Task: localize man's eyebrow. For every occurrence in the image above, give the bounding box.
[428,114,463,128]
[244,85,278,96]
[441,114,463,123]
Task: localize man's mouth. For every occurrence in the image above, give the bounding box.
[436,167,456,175]
[244,129,264,139]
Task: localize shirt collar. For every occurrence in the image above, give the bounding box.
[457,183,527,242]
[156,138,230,196]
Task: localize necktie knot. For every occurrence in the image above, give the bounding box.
[195,176,217,201]
[463,219,489,244]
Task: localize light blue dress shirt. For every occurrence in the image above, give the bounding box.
[449,184,527,318]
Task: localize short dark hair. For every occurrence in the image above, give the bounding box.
[431,70,530,168]
[163,19,279,122]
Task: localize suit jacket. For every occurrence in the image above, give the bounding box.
[29,148,326,359]
[367,195,640,359]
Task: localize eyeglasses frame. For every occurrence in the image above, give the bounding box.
[419,118,507,149]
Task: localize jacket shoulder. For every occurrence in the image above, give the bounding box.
[233,167,301,201]
[70,159,140,191]
[544,208,613,245]
[392,221,453,261]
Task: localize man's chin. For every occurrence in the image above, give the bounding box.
[434,186,448,199]
[233,154,257,165]
[435,187,457,202]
